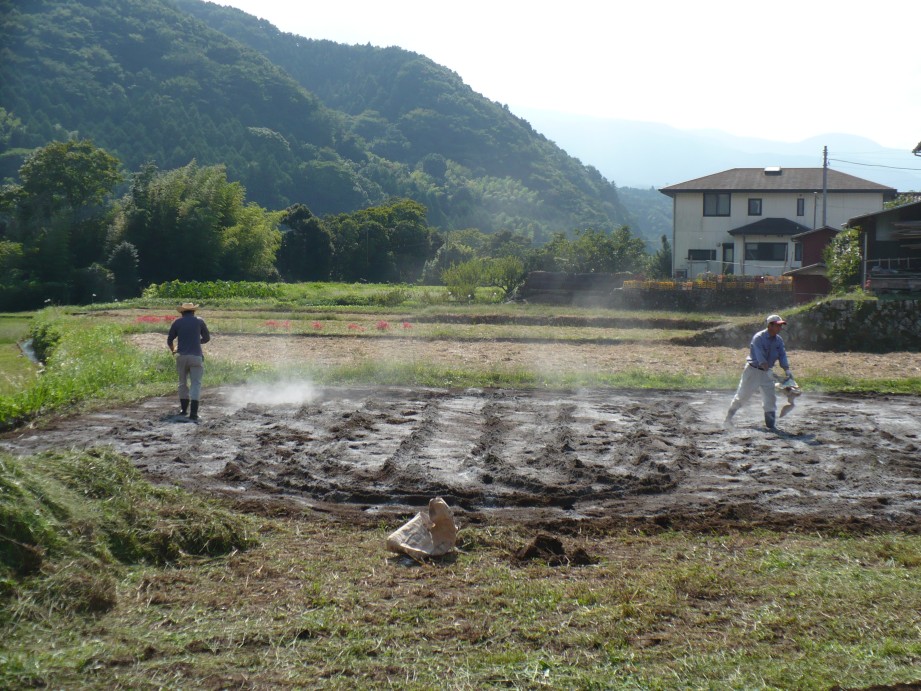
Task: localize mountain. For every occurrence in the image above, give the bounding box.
[515,108,921,193]
[0,0,631,241]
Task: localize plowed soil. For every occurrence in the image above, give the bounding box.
[3,377,920,532]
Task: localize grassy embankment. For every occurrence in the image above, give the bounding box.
[1,287,920,687]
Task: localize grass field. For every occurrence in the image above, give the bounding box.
[0,314,36,396]
[2,293,920,689]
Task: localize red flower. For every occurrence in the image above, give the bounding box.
[376,320,390,331]
[312,321,323,329]
[401,321,412,329]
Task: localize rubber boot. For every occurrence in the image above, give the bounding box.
[189,400,199,421]
[764,411,776,430]
[179,398,189,416]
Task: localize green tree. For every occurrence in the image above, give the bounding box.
[107,241,141,299]
[824,226,863,292]
[111,161,279,284]
[1,140,120,295]
[645,234,673,279]
[442,258,489,302]
[17,140,120,222]
[488,256,526,295]
[276,204,334,281]
[221,203,282,281]
[326,199,436,282]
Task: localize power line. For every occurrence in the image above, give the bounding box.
[828,157,921,172]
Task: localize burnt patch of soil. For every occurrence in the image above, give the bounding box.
[2,385,919,532]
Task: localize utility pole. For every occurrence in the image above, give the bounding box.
[822,146,828,227]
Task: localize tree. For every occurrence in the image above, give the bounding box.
[645,235,673,279]
[276,204,334,281]
[17,139,120,222]
[824,226,863,292]
[111,161,278,284]
[107,241,141,299]
[220,203,282,281]
[0,140,120,301]
[488,255,526,295]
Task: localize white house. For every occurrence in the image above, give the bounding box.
[659,168,897,279]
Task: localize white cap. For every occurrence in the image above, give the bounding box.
[766,314,787,324]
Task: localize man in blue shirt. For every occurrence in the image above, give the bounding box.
[167,302,211,421]
[724,314,794,430]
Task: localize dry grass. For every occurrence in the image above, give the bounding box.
[129,332,921,383]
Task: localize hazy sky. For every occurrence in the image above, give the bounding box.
[216,0,920,151]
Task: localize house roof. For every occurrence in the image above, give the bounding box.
[783,263,827,277]
[783,262,828,276]
[790,225,839,241]
[659,168,897,197]
[847,199,921,225]
[728,218,812,237]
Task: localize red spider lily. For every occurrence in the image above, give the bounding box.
[312,321,323,330]
[376,320,390,331]
[347,323,365,331]
[264,320,291,330]
[135,315,175,323]
[401,321,412,329]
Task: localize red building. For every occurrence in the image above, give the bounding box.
[783,226,838,304]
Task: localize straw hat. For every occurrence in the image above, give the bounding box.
[178,302,199,313]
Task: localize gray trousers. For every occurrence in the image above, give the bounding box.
[728,364,776,415]
[176,354,204,401]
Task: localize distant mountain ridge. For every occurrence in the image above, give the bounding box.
[515,108,921,193]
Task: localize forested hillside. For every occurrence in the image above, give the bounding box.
[0,0,632,239]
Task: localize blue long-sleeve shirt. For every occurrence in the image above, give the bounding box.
[167,313,210,356]
[746,328,789,371]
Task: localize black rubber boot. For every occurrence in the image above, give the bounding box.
[189,400,199,421]
[179,398,189,416]
[764,411,776,430]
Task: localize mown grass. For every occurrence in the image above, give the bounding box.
[3,492,920,688]
[0,448,256,614]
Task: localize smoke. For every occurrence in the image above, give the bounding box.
[228,379,321,408]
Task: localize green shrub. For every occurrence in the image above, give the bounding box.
[143,280,283,300]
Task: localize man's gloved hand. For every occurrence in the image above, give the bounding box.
[785,370,793,379]
[760,363,770,370]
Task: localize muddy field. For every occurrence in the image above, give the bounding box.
[2,379,919,532]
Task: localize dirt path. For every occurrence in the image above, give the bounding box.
[3,384,919,532]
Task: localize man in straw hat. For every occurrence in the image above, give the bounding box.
[724,313,794,431]
[167,302,211,420]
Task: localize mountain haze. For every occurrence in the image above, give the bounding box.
[517,109,921,193]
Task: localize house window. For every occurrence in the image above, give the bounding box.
[744,242,787,261]
[688,249,717,261]
[794,244,803,262]
[703,193,730,217]
[748,198,762,216]
[796,198,805,216]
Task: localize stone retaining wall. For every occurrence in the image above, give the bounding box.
[679,298,921,352]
